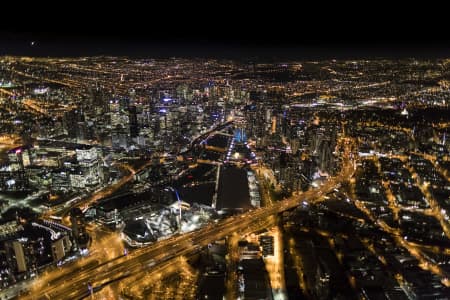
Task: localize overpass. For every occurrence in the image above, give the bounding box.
[183,121,234,154]
[24,156,354,300]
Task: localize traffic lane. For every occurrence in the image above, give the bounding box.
[27,161,353,299]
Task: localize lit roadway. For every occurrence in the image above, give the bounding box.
[24,158,354,299]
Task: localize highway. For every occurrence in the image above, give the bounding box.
[23,155,353,299]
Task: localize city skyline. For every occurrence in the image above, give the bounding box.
[0,37,449,299]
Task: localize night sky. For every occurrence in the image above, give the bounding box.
[0,5,449,59]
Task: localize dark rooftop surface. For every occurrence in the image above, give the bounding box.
[239,258,271,300]
[197,273,225,300]
[178,182,215,206]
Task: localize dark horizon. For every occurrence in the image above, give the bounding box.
[1,31,450,60]
[1,40,449,60]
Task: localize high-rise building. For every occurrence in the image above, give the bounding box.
[51,169,71,191]
[2,220,72,275]
[112,125,129,149]
[12,240,27,273]
[258,235,274,256]
[70,208,90,250]
[71,147,104,188]
[64,109,85,139]
[119,97,130,111]
[129,105,139,138]
[8,147,25,170]
[2,146,31,191]
[51,238,66,261]
[90,87,109,115]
